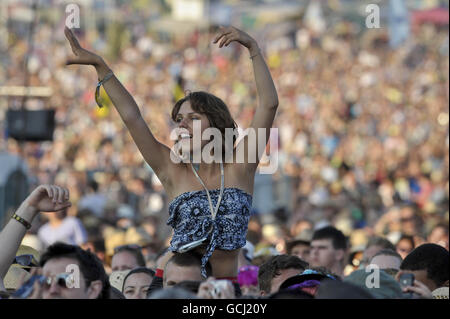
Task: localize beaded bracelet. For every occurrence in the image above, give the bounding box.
[12,213,32,230]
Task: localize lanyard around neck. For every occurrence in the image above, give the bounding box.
[190,162,224,221]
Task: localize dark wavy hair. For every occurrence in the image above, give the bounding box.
[258,254,309,294]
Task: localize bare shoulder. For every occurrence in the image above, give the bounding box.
[223,162,255,195]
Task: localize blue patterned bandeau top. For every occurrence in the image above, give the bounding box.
[167,187,252,277]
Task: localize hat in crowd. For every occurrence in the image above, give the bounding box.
[344,269,403,299]
[253,246,280,258]
[104,231,126,257]
[13,245,40,269]
[20,234,43,253]
[279,269,337,291]
[432,287,449,299]
[242,241,255,262]
[109,270,131,292]
[316,280,375,299]
[286,229,313,251]
[125,226,153,247]
[117,204,135,219]
[4,266,31,291]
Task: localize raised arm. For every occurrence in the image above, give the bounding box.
[64,27,176,183]
[0,185,71,280]
[213,27,279,171]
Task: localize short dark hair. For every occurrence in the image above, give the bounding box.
[122,267,155,291]
[166,252,212,278]
[258,255,309,293]
[312,226,348,250]
[366,236,395,251]
[400,243,449,287]
[371,249,402,262]
[113,245,146,267]
[40,242,110,299]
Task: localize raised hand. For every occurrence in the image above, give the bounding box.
[64,27,102,66]
[23,185,71,213]
[213,26,257,51]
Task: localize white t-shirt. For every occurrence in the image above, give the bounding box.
[38,217,87,249]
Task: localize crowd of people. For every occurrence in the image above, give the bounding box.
[0,1,448,300]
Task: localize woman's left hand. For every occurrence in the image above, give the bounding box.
[213,26,257,51]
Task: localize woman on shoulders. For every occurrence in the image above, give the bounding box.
[64,25,278,279]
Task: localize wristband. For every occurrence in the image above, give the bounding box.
[12,213,32,230]
[155,269,164,278]
[95,70,114,108]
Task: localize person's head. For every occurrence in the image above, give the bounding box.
[310,227,348,274]
[39,242,110,299]
[286,241,311,263]
[396,234,415,260]
[258,254,308,296]
[122,267,155,299]
[362,236,395,267]
[111,244,146,272]
[163,252,212,287]
[171,91,238,161]
[400,205,420,235]
[428,223,449,250]
[398,243,449,291]
[370,249,403,277]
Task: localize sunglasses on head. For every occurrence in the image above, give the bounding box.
[13,254,39,268]
[114,244,141,254]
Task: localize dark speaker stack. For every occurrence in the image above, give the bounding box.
[6,109,55,142]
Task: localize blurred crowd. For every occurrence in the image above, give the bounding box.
[0,1,449,300]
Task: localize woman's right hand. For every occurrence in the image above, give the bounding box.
[64,27,102,66]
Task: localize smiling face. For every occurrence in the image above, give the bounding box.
[174,101,212,158]
[122,272,152,299]
[172,92,238,163]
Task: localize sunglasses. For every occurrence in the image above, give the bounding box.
[42,273,76,289]
[114,244,141,254]
[13,254,39,268]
